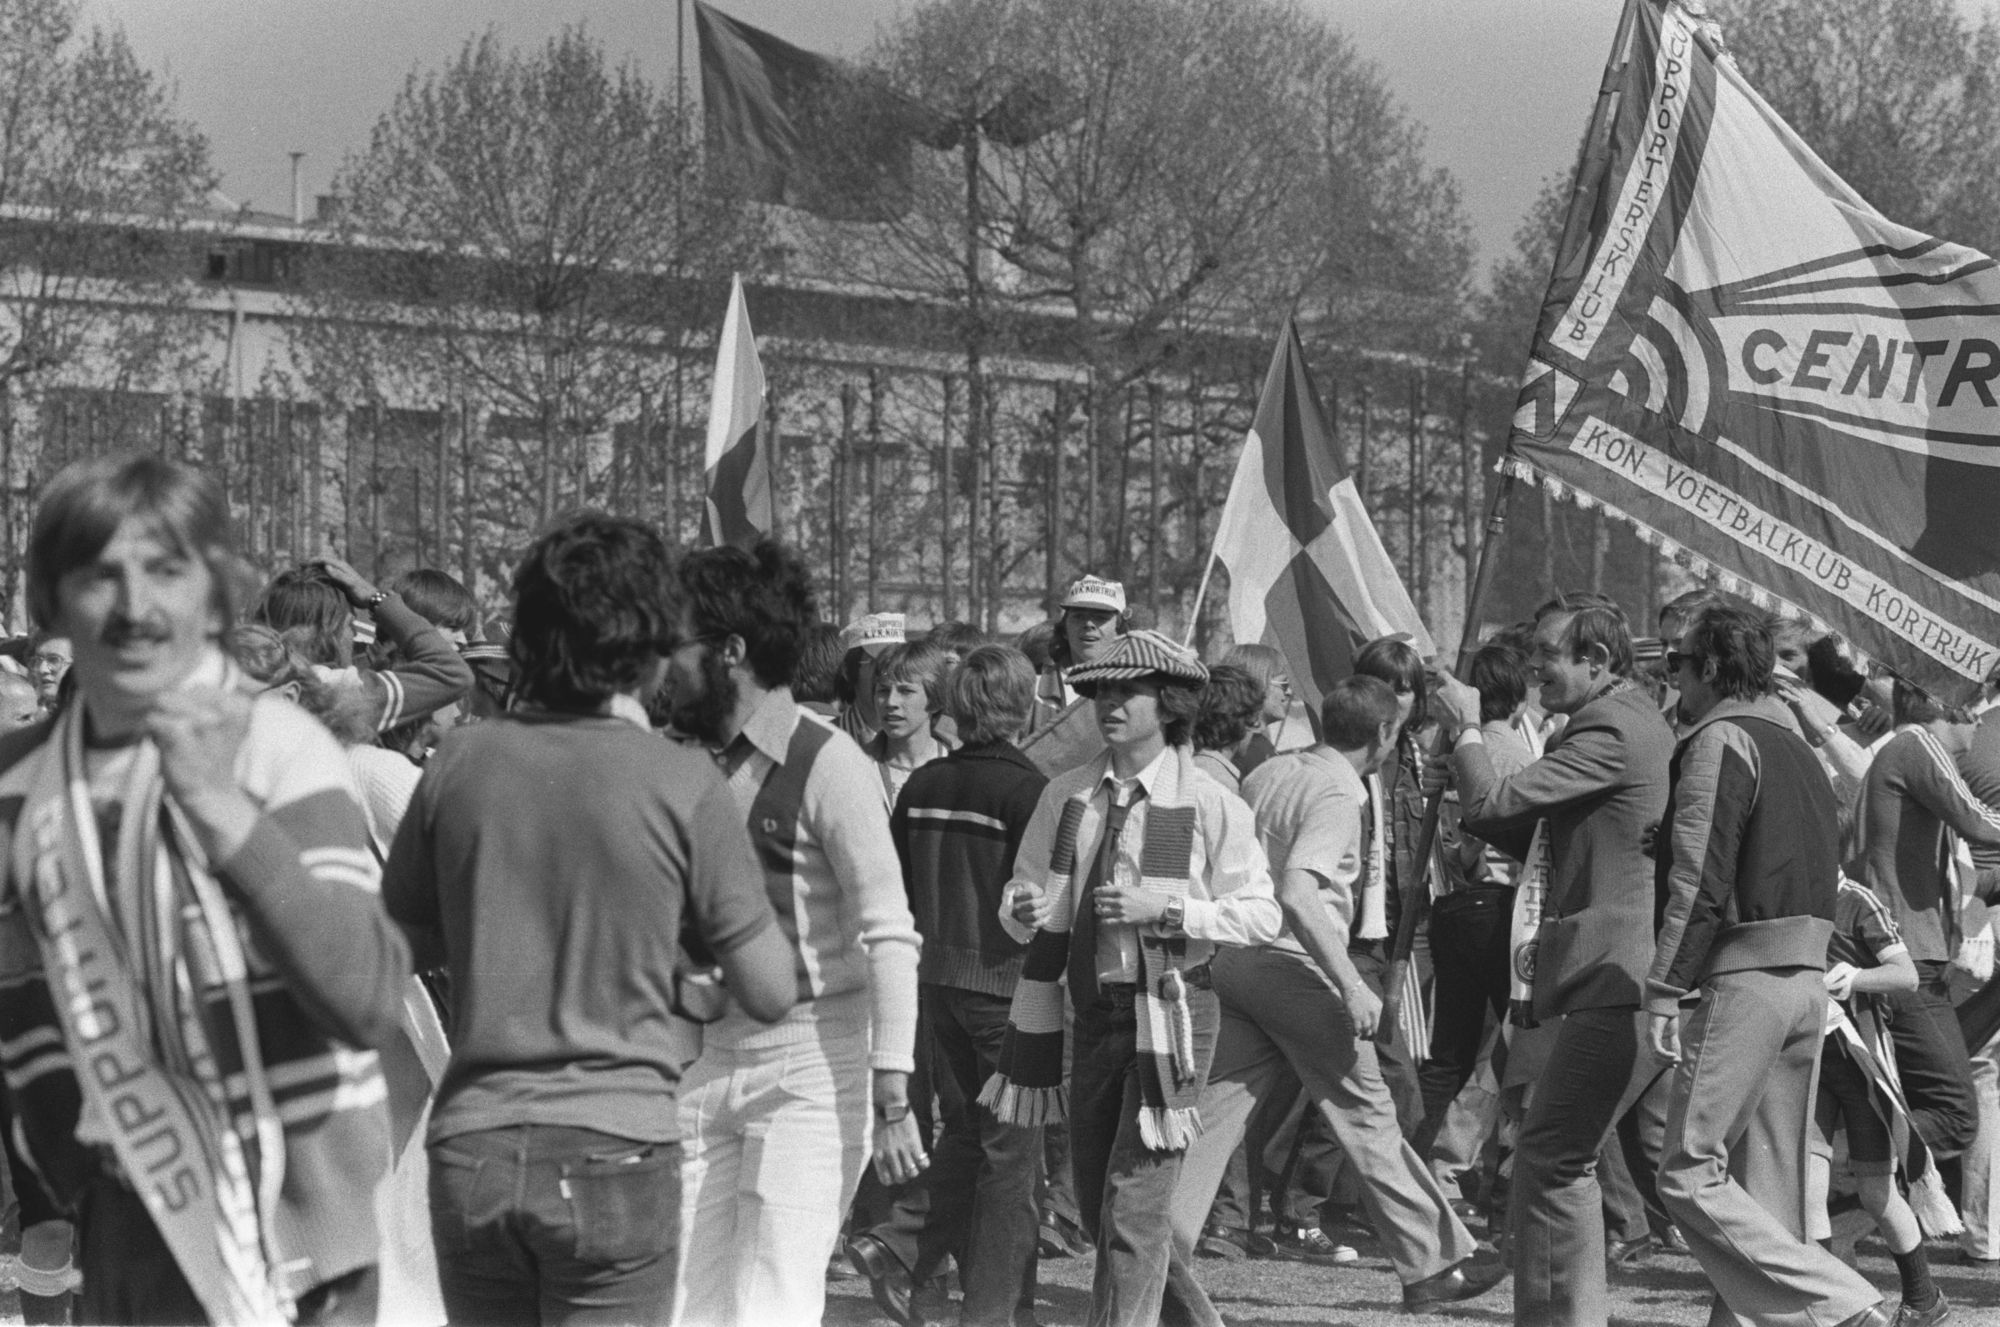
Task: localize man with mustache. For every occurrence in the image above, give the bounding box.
[0,453,411,1324]
[669,540,926,1327]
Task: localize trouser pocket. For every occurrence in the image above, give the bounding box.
[563,1140,681,1265]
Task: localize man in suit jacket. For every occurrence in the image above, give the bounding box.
[1433,593,1674,1327]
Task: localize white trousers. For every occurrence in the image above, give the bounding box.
[673,1009,872,1327]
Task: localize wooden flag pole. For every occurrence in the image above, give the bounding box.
[1373,0,1642,1051]
[1183,548,1219,648]
[1375,468,1516,1048]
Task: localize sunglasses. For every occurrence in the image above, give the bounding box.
[1665,650,1705,673]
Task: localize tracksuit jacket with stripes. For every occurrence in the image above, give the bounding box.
[1646,695,1838,1015]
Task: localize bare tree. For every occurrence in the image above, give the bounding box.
[293,25,760,536]
[1713,0,2000,255]
[0,0,213,614]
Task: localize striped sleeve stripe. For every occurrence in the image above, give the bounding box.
[5,1050,71,1089]
[1915,730,2000,831]
[905,807,1009,833]
[0,1025,62,1063]
[374,669,407,731]
[1838,879,1901,940]
[301,847,376,872]
[310,864,380,894]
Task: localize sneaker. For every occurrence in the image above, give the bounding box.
[1263,1223,1358,1265]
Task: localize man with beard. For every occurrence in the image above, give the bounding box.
[1431,592,1674,1327]
[384,513,795,1323]
[669,541,927,1327]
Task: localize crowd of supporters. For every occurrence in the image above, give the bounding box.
[0,451,1990,1327]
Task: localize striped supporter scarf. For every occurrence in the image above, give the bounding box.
[980,746,1206,1151]
[10,659,295,1323]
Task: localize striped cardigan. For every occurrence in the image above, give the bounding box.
[0,687,409,1298]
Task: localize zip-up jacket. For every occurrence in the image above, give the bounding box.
[1646,695,1838,1015]
[891,739,1048,997]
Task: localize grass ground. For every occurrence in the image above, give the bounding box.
[827,1227,2000,1326]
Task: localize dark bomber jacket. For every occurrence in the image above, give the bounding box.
[1646,695,1838,1014]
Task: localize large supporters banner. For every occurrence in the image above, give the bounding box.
[1507,0,2000,704]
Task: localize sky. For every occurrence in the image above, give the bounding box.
[86,0,1628,280]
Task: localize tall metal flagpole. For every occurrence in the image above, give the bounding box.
[1376,0,1643,1049]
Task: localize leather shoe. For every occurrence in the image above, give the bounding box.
[1891,1293,1951,1327]
[1037,1211,1089,1259]
[1832,1307,1891,1327]
[1401,1253,1509,1311]
[1606,1234,1654,1273]
[1196,1220,1271,1259]
[845,1233,913,1326]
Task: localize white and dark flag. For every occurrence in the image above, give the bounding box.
[703,273,772,550]
[1210,317,1433,718]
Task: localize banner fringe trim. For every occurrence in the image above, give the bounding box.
[1498,457,1880,675]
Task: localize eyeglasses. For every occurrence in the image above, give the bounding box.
[1666,649,1705,673]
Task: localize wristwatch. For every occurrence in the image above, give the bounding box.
[1163,897,1186,931]
[875,1101,911,1124]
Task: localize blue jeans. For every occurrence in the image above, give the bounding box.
[429,1124,680,1326]
[1071,984,1222,1327]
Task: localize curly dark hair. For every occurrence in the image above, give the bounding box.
[676,539,818,690]
[1192,663,1265,753]
[509,512,680,712]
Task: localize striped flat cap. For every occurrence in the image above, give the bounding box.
[1066,628,1209,686]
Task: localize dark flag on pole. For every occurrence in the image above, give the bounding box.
[703,274,771,549]
[694,1,931,221]
[1208,317,1433,720]
[1505,0,2000,704]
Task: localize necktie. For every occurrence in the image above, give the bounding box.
[1068,791,1134,1004]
